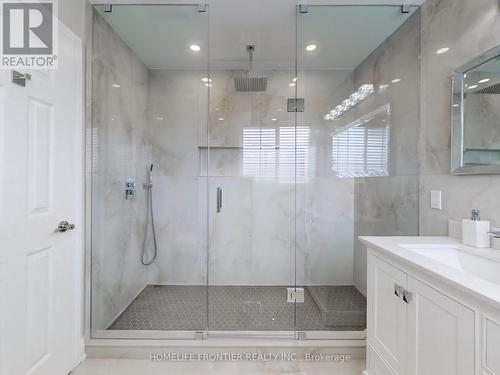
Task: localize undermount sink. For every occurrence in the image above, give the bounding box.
[400,244,500,285]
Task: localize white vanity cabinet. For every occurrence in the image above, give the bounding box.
[367,252,476,375]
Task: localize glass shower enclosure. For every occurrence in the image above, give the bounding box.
[88,3,420,340]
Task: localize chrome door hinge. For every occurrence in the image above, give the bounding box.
[287,287,304,303]
[12,71,31,87]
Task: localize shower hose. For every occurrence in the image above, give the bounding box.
[141,166,158,266]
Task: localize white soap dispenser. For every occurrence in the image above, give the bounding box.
[462,209,490,248]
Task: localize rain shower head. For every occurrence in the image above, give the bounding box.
[234,77,268,92]
[234,45,268,92]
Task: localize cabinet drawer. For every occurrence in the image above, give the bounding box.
[485,318,500,374]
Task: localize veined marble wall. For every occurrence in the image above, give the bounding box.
[145,70,208,285]
[91,10,151,330]
[419,0,500,235]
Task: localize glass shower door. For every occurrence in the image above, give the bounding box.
[206,68,298,335]
[89,4,210,339]
[295,5,420,338]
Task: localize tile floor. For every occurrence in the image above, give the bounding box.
[109,285,366,331]
[73,358,366,374]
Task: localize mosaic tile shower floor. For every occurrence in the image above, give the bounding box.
[109,285,366,332]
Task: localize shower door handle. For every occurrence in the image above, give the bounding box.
[216,187,223,213]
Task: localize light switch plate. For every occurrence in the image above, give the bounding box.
[430,190,442,210]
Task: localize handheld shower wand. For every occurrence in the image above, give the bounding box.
[141,163,158,266]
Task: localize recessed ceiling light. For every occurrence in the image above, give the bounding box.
[436,47,450,55]
[468,84,478,89]
[289,82,296,87]
[271,118,277,122]
[156,117,165,121]
[478,78,490,84]
[202,77,211,83]
[391,78,401,83]
[112,83,121,88]
[190,44,201,52]
[453,104,459,107]
[218,117,224,121]
[305,44,316,52]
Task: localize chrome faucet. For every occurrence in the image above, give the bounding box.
[487,231,500,239]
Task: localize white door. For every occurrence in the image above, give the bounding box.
[367,253,408,374]
[406,276,475,375]
[0,23,83,375]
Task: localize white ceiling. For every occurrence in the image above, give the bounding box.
[95,0,417,71]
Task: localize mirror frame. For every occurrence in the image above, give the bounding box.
[451,45,500,175]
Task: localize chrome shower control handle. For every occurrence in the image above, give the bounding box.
[55,220,75,232]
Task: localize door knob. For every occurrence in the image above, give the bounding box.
[55,220,75,232]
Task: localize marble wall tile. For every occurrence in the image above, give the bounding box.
[354,175,419,295]
[147,70,208,177]
[208,178,295,285]
[419,0,500,236]
[419,173,500,236]
[296,177,355,286]
[146,176,208,285]
[91,10,151,330]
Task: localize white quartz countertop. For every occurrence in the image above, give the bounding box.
[359,236,500,310]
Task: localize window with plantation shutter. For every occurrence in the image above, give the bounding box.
[278,126,311,183]
[242,127,276,181]
[332,124,389,178]
[242,126,312,183]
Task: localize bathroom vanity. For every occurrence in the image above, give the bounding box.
[361,236,500,375]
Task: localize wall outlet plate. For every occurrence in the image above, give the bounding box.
[430,190,442,210]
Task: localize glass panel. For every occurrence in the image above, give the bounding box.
[295,5,420,335]
[90,4,209,339]
[206,52,297,333]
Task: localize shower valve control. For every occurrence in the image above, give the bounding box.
[125,178,136,200]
